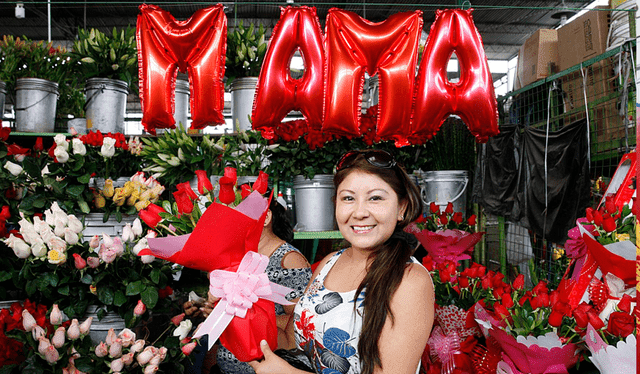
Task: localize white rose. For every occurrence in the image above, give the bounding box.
[54,211,69,227]
[31,239,48,257]
[101,137,116,158]
[132,218,143,237]
[67,215,83,234]
[53,146,70,163]
[49,202,64,214]
[32,216,50,233]
[71,138,86,156]
[6,234,31,258]
[64,228,79,245]
[39,227,56,244]
[41,165,50,177]
[4,161,23,176]
[172,320,192,341]
[48,236,67,253]
[122,224,134,243]
[54,222,66,237]
[53,134,68,150]
[131,237,148,255]
[141,255,155,264]
[118,328,136,347]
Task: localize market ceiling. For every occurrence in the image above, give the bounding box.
[0,1,597,71]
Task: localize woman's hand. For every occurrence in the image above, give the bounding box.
[248,340,295,374]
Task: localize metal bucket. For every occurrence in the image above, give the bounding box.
[293,174,335,232]
[0,81,6,120]
[230,77,258,132]
[15,78,59,133]
[67,118,87,134]
[421,170,469,216]
[174,79,190,127]
[85,78,128,134]
[85,305,126,345]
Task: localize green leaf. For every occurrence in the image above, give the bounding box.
[67,184,86,198]
[80,273,93,284]
[141,286,158,309]
[58,284,70,296]
[0,270,11,283]
[150,268,161,284]
[125,280,145,295]
[114,290,127,307]
[97,286,115,305]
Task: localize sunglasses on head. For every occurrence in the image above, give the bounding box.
[335,150,397,172]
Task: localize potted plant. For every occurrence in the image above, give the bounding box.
[226,21,268,131]
[0,35,71,133]
[71,27,137,134]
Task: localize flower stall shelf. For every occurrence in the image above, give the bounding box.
[71,27,137,134]
[226,21,268,131]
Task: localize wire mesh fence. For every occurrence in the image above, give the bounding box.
[483,41,636,288]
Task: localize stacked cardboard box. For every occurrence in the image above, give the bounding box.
[515,29,559,89]
[557,7,611,71]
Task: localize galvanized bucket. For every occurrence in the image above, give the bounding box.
[85,78,128,134]
[85,305,126,345]
[15,78,59,133]
[0,81,6,120]
[174,79,190,127]
[293,174,335,232]
[421,170,469,216]
[230,77,258,132]
[67,118,87,134]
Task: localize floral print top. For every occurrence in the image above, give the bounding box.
[294,249,421,374]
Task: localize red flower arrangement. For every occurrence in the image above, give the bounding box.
[0,299,52,367]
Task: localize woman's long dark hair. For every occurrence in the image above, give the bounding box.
[268,190,294,243]
[333,153,423,374]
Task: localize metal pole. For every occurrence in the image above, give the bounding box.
[47,0,51,42]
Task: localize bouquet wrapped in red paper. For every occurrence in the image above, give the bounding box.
[138,172,294,362]
[406,202,484,264]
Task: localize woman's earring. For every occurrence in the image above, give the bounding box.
[398,215,404,221]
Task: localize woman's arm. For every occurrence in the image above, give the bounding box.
[375,263,435,374]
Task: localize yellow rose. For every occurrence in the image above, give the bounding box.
[94,194,106,209]
[615,233,630,242]
[102,179,115,198]
[112,188,128,206]
[126,190,140,206]
[135,199,150,211]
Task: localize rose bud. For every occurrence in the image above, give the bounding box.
[67,319,80,340]
[171,313,186,326]
[44,344,60,364]
[79,317,93,335]
[110,358,124,372]
[130,339,145,354]
[109,339,123,358]
[50,304,63,325]
[95,342,108,357]
[22,309,37,332]
[72,253,87,270]
[38,337,51,355]
[32,325,46,341]
[136,346,154,365]
[87,256,100,268]
[133,300,146,317]
[52,326,66,348]
[144,365,159,374]
[617,294,632,314]
[182,341,197,355]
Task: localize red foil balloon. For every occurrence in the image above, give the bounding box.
[137,4,227,134]
[252,6,325,134]
[323,9,423,145]
[412,9,499,143]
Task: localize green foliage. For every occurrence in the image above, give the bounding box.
[71,26,138,88]
[226,21,268,82]
[424,116,477,172]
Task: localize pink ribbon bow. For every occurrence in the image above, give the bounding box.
[428,325,461,366]
[193,251,295,349]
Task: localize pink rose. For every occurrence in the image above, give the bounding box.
[134,300,146,316]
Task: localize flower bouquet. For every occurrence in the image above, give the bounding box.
[406,202,484,264]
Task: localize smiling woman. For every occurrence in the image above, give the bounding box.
[249,150,435,374]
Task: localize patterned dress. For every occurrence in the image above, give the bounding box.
[216,242,313,373]
[294,249,422,374]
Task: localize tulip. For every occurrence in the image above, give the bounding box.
[67,319,80,340]
[132,218,143,237]
[44,344,60,363]
[71,138,86,155]
[50,304,63,325]
[22,309,37,331]
[109,339,123,358]
[32,325,46,341]
[134,300,146,316]
[110,358,124,372]
[38,337,51,355]
[79,317,92,335]
[72,253,87,270]
[52,326,66,348]
[95,342,108,357]
[181,341,197,355]
[172,319,193,340]
[101,137,116,158]
[4,160,23,176]
[87,256,100,268]
[54,146,70,163]
[195,170,213,195]
[136,346,154,365]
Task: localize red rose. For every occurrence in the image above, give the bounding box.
[548,310,564,327]
[444,202,454,214]
[439,214,448,225]
[240,184,252,199]
[34,137,44,152]
[587,309,605,330]
[176,182,198,201]
[218,176,236,205]
[0,126,10,141]
[452,212,463,224]
[139,203,166,228]
[422,256,435,271]
[617,294,632,314]
[458,276,469,288]
[502,293,514,309]
[493,303,509,318]
[223,167,238,185]
[607,311,634,337]
[585,207,594,221]
[173,189,194,217]
[429,202,439,214]
[601,214,616,232]
[604,196,617,215]
[512,274,525,290]
[592,210,603,226]
[252,171,269,195]
[194,170,213,195]
[467,214,477,226]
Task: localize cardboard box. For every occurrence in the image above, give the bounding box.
[557,7,610,71]
[561,58,617,111]
[516,29,559,87]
